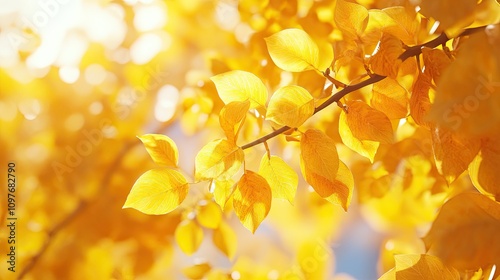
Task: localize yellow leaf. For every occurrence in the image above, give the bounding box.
[213,179,235,210]
[339,100,393,161]
[123,168,189,215]
[409,72,432,127]
[300,129,341,198]
[175,219,204,255]
[423,192,500,271]
[233,171,272,233]
[324,161,354,210]
[258,155,298,204]
[468,135,500,200]
[419,0,476,34]
[196,200,222,229]
[431,126,480,183]
[266,85,315,127]
[137,134,179,167]
[381,7,419,45]
[210,70,268,109]
[334,0,368,39]
[265,28,326,72]
[219,100,250,144]
[371,77,409,119]
[195,139,244,181]
[213,221,237,259]
[369,33,404,78]
[422,47,451,85]
[182,262,212,279]
[382,254,460,280]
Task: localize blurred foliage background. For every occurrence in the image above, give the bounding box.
[1,0,496,279]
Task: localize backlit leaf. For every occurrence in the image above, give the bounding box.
[196,200,222,229]
[213,179,235,210]
[468,135,500,200]
[258,155,298,204]
[378,254,460,280]
[371,77,408,119]
[195,139,244,181]
[211,70,268,109]
[300,129,342,199]
[419,0,476,34]
[324,161,354,210]
[182,262,212,279]
[339,100,393,162]
[138,134,179,167]
[123,168,189,215]
[175,219,204,255]
[428,29,500,136]
[265,28,325,72]
[410,72,432,127]
[369,33,404,78]
[266,85,314,127]
[213,221,237,259]
[233,171,272,233]
[422,47,451,84]
[423,192,500,271]
[219,100,251,144]
[431,126,480,183]
[334,0,369,39]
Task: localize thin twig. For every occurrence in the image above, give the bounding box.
[241,25,487,150]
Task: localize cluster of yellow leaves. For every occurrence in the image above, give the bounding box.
[117,0,500,278]
[123,134,188,215]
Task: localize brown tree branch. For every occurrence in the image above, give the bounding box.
[241,25,487,151]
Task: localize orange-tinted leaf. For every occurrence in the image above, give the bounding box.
[410,72,432,127]
[334,0,368,39]
[300,129,341,198]
[219,100,251,144]
[468,136,500,200]
[196,200,222,229]
[379,254,460,280]
[419,0,476,34]
[422,47,451,84]
[211,70,268,109]
[175,219,204,255]
[213,221,237,259]
[138,134,179,167]
[258,155,298,204]
[371,77,408,119]
[195,139,244,181]
[423,192,500,271]
[233,171,272,233]
[369,33,404,78]
[339,100,393,162]
[324,161,354,210]
[431,126,480,183]
[266,85,314,128]
[428,29,500,136]
[123,168,189,215]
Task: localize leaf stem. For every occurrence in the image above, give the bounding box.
[241,25,487,150]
